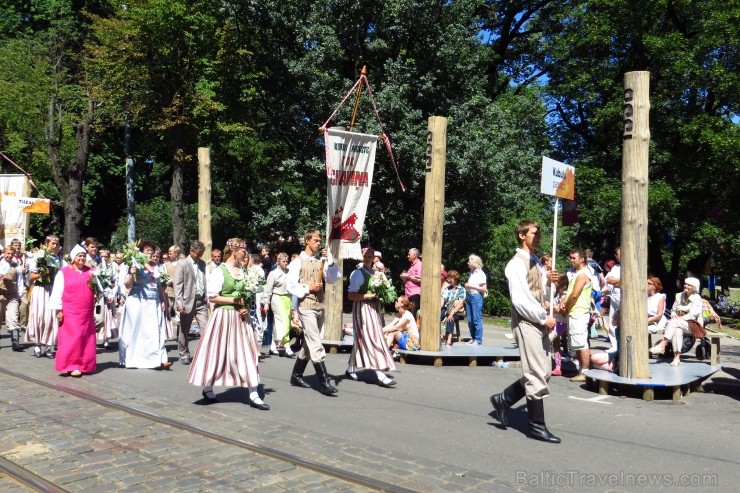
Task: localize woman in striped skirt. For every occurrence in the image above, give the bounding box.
[345,247,396,387]
[186,238,268,410]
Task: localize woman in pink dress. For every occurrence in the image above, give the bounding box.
[49,244,97,377]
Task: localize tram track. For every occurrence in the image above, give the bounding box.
[0,366,416,493]
[0,454,69,493]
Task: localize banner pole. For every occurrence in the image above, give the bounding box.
[550,197,559,317]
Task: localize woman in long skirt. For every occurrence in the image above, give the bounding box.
[345,247,396,387]
[49,245,97,376]
[262,252,292,356]
[187,238,268,410]
[26,235,64,358]
[118,241,170,369]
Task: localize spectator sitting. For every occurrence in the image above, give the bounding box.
[382,296,419,351]
[647,275,667,333]
[649,277,703,367]
[701,297,722,328]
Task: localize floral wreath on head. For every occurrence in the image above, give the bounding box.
[226,239,247,249]
[46,235,61,243]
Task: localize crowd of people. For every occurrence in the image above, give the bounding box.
[0,223,720,430]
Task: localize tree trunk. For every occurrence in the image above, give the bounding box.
[47,96,94,254]
[171,148,186,252]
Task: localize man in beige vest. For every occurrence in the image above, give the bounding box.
[490,220,561,443]
[286,229,340,396]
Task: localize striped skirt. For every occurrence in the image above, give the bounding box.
[187,308,260,388]
[97,297,119,341]
[25,284,58,346]
[350,299,395,371]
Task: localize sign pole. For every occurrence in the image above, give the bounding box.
[550,197,559,317]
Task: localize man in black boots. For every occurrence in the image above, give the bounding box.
[490,220,561,443]
[286,229,340,396]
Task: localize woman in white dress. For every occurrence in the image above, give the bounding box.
[646,275,667,333]
[186,238,268,410]
[118,241,171,369]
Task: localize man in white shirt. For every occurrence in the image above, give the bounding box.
[286,229,340,396]
[490,220,560,443]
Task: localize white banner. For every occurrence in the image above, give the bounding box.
[540,156,575,200]
[325,128,377,260]
[0,174,29,246]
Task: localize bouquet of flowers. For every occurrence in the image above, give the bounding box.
[88,270,114,296]
[32,248,59,284]
[158,271,171,287]
[121,241,150,269]
[368,271,397,305]
[232,265,266,305]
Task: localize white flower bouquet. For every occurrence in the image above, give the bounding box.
[368,271,397,305]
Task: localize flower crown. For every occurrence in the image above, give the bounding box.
[46,235,60,242]
[226,239,246,249]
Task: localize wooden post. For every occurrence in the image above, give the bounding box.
[419,116,447,351]
[619,71,650,380]
[197,148,212,258]
[324,261,343,341]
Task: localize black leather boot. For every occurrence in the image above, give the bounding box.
[490,381,526,427]
[526,399,561,443]
[313,361,338,395]
[290,358,311,388]
[11,329,24,352]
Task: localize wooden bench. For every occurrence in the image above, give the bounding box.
[583,361,722,402]
[395,344,520,367]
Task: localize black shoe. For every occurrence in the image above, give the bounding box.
[290,358,312,388]
[344,370,358,381]
[526,399,561,443]
[248,398,270,411]
[490,394,509,427]
[201,390,219,404]
[45,348,55,359]
[314,362,338,395]
[378,377,396,388]
[33,345,42,358]
[103,340,110,348]
[180,354,192,365]
[12,343,24,352]
[490,381,526,428]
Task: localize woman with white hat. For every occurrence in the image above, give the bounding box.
[649,277,703,366]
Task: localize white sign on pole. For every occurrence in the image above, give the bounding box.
[540,156,575,200]
[540,157,576,318]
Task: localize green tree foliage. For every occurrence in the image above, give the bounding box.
[531,0,739,289]
[2,0,736,294]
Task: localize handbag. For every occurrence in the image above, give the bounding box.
[687,319,706,338]
[457,305,466,319]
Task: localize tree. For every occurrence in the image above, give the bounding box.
[529,0,740,289]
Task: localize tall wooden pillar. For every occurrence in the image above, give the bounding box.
[420,116,447,351]
[324,262,343,342]
[619,71,650,380]
[198,147,212,258]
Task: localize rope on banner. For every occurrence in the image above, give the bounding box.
[319,68,406,192]
[0,151,50,200]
